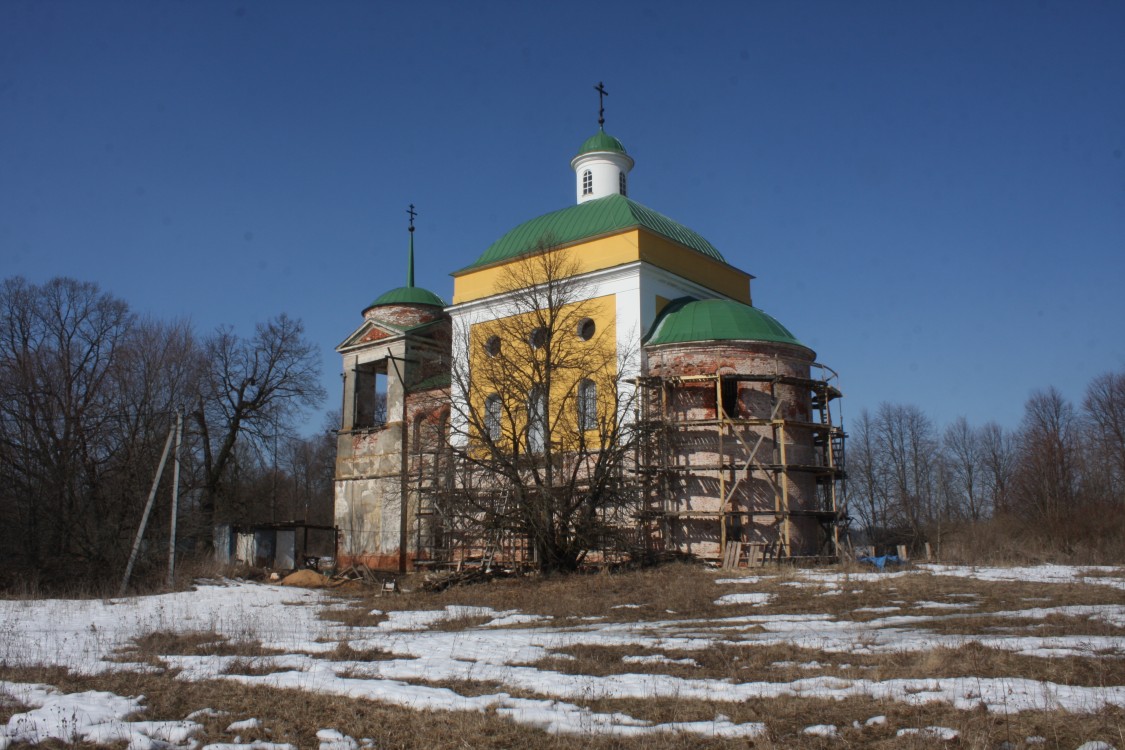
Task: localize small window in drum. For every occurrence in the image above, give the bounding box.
[484,335,501,357]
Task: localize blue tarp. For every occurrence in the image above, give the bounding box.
[856,554,904,569]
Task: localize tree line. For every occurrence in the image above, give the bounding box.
[848,372,1125,560]
[0,276,332,591]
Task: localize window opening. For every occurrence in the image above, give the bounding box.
[527,386,546,452]
[412,413,426,453]
[577,318,596,341]
[529,326,549,350]
[582,170,593,195]
[484,335,501,358]
[354,359,389,429]
[484,394,502,442]
[577,379,597,431]
[720,377,739,419]
[619,172,627,196]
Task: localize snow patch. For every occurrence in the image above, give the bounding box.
[715,593,772,606]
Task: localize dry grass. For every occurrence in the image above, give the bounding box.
[361,563,726,622]
[322,642,395,662]
[125,630,280,657]
[520,639,1124,689]
[0,665,757,749]
[7,662,1120,750]
[5,561,1125,748]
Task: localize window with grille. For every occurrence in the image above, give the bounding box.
[582,170,593,195]
[484,394,502,442]
[577,379,597,431]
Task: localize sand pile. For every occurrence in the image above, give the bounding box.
[279,569,329,588]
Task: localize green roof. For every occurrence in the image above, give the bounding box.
[461,194,725,271]
[644,297,806,348]
[367,286,446,308]
[577,128,627,155]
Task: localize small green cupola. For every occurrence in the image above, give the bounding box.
[364,205,446,311]
[577,128,628,156]
[570,82,634,204]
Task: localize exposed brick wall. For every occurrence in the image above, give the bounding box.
[643,339,825,556]
[364,303,446,329]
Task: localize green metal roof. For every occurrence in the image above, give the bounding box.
[577,128,627,155]
[644,297,806,348]
[367,286,446,308]
[461,194,725,271]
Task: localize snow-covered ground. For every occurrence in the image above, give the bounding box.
[1,564,1124,748]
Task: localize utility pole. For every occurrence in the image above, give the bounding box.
[166,408,183,588]
[120,422,176,596]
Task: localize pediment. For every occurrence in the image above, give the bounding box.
[337,320,403,352]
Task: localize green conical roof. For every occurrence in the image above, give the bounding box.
[367,285,446,308]
[577,128,627,155]
[644,297,806,348]
[460,194,724,271]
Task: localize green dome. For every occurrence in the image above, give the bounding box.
[367,286,446,308]
[577,128,627,155]
[461,195,724,271]
[645,297,806,348]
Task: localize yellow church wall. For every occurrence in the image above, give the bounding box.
[466,294,618,452]
[452,229,751,305]
[636,233,751,304]
[453,234,639,304]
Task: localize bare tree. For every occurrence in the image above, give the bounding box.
[0,278,202,587]
[1083,371,1125,506]
[444,248,640,572]
[278,410,338,526]
[1014,387,1082,524]
[979,421,1016,516]
[943,416,986,521]
[193,314,325,531]
[875,402,940,543]
[847,408,892,545]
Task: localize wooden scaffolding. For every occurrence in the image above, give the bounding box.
[635,364,846,565]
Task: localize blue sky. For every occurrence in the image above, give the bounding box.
[2,0,1123,434]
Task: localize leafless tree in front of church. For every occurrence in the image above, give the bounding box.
[440,246,642,572]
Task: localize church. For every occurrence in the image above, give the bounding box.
[333,94,845,572]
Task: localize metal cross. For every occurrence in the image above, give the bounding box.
[594,81,608,127]
[406,204,417,232]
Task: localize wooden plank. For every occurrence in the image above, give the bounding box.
[746,543,764,567]
[721,543,742,570]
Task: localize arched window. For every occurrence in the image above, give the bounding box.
[577,379,597,432]
[582,170,593,196]
[412,412,427,453]
[527,386,547,452]
[619,172,627,196]
[484,394,502,442]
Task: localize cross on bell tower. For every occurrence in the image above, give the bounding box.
[594,81,608,128]
[406,204,416,287]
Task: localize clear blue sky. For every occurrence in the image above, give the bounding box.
[3,1,1123,434]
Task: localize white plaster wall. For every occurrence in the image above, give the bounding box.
[570,151,633,203]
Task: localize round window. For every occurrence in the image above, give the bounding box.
[484,335,501,357]
[577,318,596,341]
[529,327,549,350]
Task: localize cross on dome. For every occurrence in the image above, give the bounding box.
[572,83,634,204]
[594,81,608,127]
